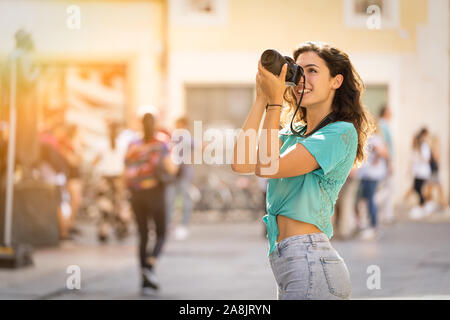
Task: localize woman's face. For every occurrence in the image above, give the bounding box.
[294,51,342,109]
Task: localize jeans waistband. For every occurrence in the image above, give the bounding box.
[276,232,329,248]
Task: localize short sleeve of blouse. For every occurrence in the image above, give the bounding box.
[278,127,290,145]
[279,125,304,145]
[298,122,357,176]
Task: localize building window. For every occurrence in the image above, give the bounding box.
[344,0,399,29]
[361,84,388,116]
[169,0,228,26]
[185,85,253,128]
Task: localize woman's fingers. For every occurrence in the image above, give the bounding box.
[257,60,264,75]
[279,63,287,80]
[258,60,275,79]
[256,72,262,85]
[257,60,286,102]
[259,60,287,84]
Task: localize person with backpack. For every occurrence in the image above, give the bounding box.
[124,110,178,294]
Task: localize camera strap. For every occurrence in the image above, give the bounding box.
[289,75,337,138]
[295,111,337,138]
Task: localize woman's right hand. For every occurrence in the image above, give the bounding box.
[257,60,287,105]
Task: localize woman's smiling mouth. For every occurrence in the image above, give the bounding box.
[297,88,312,95]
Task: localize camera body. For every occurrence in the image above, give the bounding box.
[260,49,303,86]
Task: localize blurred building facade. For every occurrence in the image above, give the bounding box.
[0,0,448,206]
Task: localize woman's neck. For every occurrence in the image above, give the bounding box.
[305,105,333,135]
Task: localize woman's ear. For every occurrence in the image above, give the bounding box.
[332,74,344,90]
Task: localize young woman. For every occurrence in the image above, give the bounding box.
[424,134,447,210]
[124,112,178,294]
[407,127,432,219]
[232,41,373,300]
[93,120,129,242]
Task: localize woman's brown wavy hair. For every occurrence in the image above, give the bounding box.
[282,41,375,166]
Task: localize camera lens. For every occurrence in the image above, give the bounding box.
[261,49,286,77]
[261,49,276,65]
[260,49,303,86]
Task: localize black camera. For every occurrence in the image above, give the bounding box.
[260,49,303,86]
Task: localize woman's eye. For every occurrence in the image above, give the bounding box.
[308,69,317,73]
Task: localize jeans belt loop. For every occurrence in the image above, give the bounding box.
[309,234,316,247]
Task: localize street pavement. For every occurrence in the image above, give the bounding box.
[1,210,450,300]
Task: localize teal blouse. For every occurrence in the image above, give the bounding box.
[262,121,358,256]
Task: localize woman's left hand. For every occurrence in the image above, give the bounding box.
[257,60,288,105]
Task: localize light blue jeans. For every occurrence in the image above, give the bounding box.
[165,177,193,225]
[269,232,351,300]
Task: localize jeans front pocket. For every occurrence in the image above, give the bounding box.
[272,243,310,300]
[278,255,309,299]
[320,257,351,299]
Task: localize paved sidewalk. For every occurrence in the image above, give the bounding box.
[1,216,450,300]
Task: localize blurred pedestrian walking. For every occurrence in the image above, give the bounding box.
[333,167,360,240]
[377,104,396,225]
[38,122,82,240]
[405,127,432,219]
[422,134,448,212]
[166,116,195,240]
[60,124,84,237]
[92,119,130,242]
[124,109,178,294]
[357,122,389,240]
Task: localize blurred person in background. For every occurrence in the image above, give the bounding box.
[232,42,374,300]
[377,104,395,224]
[357,122,389,240]
[166,116,195,240]
[38,122,76,240]
[58,124,84,236]
[333,167,360,240]
[422,134,448,213]
[39,121,81,240]
[124,110,178,295]
[92,119,129,242]
[405,127,432,219]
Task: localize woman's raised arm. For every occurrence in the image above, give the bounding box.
[231,95,267,174]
